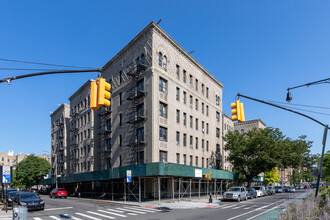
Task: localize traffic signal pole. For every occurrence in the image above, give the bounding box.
[236,93,329,198]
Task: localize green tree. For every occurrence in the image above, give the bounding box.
[265,167,280,184]
[323,151,330,183]
[14,155,51,188]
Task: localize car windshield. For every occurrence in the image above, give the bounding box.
[20,193,39,199]
[58,188,66,192]
[275,186,282,189]
[253,187,261,190]
[247,188,254,191]
[228,187,241,191]
[8,192,17,197]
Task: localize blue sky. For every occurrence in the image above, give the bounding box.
[0,0,329,156]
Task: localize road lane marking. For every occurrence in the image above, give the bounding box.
[116,207,146,214]
[140,207,163,212]
[233,205,246,209]
[246,205,279,220]
[45,207,73,211]
[75,212,102,220]
[99,210,127,217]
[33,218,42,220]
[61,214,82,220]
[50,216,61,220]
[86,211,116,219]
[221,204,237,209]
[123,206,156,212]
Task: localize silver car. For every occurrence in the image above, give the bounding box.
[253,186,266,197]
[223,187,248,202]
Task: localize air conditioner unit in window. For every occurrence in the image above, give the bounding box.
[202,129,205,133]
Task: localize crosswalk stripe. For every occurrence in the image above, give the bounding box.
[34,218,42,220]
[244,207,251,209]
[99,210,127,217]
[116,207,146,214]
[233,205,246,209]
[86,211,116,219]
[221,205,237,209]
[123,206,155,213]
[140,207,162,212]
[50,216,61,220]
[107,208,137,215]
[75,212,102,220]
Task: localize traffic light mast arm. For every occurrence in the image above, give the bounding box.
[237,93,328,128]
[0,68,102,84]
[288,77,330,91]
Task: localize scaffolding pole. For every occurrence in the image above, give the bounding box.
[214,179,217,198]
[172,178,175,202]
[178,178,181,202]
[189,179,192,200]
[158,177,161,204]
[111,180,114,201]
[139,177,141,203]
[124,179,126,202]
[198,179,201,200]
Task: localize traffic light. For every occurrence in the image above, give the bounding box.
[203,172,212,180]
[97,77,111,108]
[90,80,98,110]
[231,99,245,122]
[90,77,111,111]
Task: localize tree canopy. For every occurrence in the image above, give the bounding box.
[14,155,51,188]
[224,127,314,185]
[265,167,280,184]
[323,151,330,183]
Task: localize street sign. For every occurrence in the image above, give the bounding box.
[126,170,132,183]
[1,166,11,183]
[195,169,202,178]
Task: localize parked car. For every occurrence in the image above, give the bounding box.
[288,186,296,193]
[223,187,248,202]
[50,188,68,199]
[304,185,311,189]
[1,189,18,202]
[247,187,257,199]
[253,186,266,197]
[275,186,283,193]
[12,192,45,211]
[283,186,289,192]
[266,186,275,195]
[29,188,39,195]
[6,191,18,207]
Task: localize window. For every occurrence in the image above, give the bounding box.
[159,126,167,142]
[195,137,198,149]
[88,129,90,138]
[183,112,187,125]
[138,151,144,164]
[120,155,122,167]
[176,87,180,101]
[119,114,122,126]
[176,153,180,164]
[160,151,167,162]
[216,144,220,153]
[183,91,186,104]
[202,103,204,114]
[216,128,220,138]
[202,121,205,132]
[195,79,198,90]
[163,56,167,70]
[119,92,122,105]
[183,70,186,83]
[206,141,209,152]
[119,71,123,84]
[183,133,187,146]
[190,115,193,128]
[137,103,144,117]
[176,109,180,123]
[176,131,180,145]
[119,134,122,147]
[137,127,144,142]
[216,111,220,122]
[159,77,167,94]
[159,102,167,118]
[190,95,193,108]
[206,87,209,98]
[106,138,112,151]
[216,95,220,106]
[202,139,205,151]
[159,52,162,66]
[141,54,145,65]
[195,156,198,166]
[202,157,204,168]
[195,98,198,110]
[137,79,144,92]
[190,135,193,148]
[206,158,209,168]
[106,119,111,131]
[176,65,180,79]
[206,105,209,116]
[206,123,209,134]
[189,75,193,87]
[202,84,205,95]
[183,154,187,165]
[195,118,198,130]
[190,155,193,166]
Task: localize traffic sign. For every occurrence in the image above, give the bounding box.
[1,166,12,183]
[126,170,132,183]
[3,174,10,183]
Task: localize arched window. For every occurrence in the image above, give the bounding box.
[158,52,162,66]
[141,54,145,65]
[163,55,167,71]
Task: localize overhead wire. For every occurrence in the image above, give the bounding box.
[270,103,330,116]
[0,68,65,71]
[0,58,95,69]
[267,100,330,110]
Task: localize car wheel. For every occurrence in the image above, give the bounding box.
[245,195,248,200]
[237,196,240,202]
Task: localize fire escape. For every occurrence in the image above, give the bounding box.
[70,111,79,174]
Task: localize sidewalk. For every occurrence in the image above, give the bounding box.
[0,205,12,220]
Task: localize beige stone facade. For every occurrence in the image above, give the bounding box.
[50,103,70,176]
[0,151,50,169]
[100,21,224,170]
[233,119,266,133]
[222,114,234,171]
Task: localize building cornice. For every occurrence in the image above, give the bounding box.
[50,103,69,117]
[68,79,94,101]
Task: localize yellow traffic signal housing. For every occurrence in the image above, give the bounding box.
[231,99,245,122]
[90,81,98,110]
[97,77,111,108]
[203,172,212,180]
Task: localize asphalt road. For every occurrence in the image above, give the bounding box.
[25,189,310,220]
